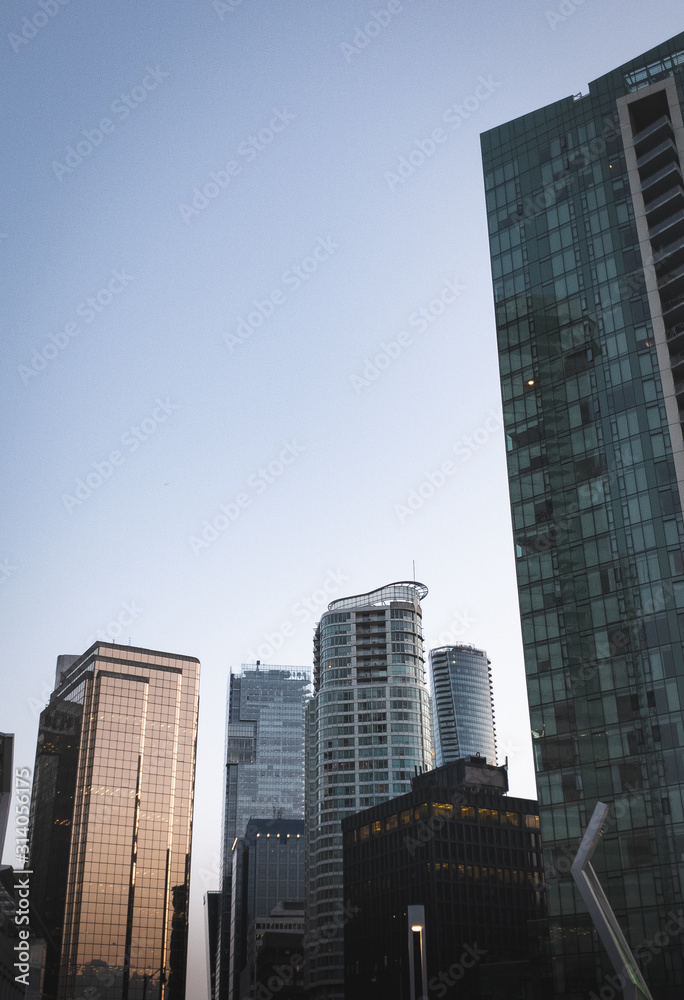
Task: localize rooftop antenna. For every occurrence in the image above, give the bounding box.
[412,559,416,581]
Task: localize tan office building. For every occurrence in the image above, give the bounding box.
[29,643,200,1000]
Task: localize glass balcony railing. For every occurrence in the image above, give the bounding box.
[637,138,679,173]
[658,261,684,291]
[645,185,684,218]
[641,160,683,196]
[653,232,684,266]
[649,207,684,242]
[663,292,684,319]
[633,114,673,149]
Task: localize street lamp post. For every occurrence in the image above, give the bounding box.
[407,905,428,1000]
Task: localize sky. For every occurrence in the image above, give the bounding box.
[1,1,682,996]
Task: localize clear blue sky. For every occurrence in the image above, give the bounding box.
[2,2,682,995]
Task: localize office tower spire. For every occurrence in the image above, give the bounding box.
[481,32,684,997]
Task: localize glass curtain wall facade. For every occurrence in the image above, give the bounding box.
[305,582,433,1000]
[0,734,13,853]
[216,664,309,1000]
[481,34,684,999]
[228,818,305,1000]
[28,643,200,1000]
[429,644,497,765]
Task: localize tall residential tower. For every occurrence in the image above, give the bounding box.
[428,644,497,766]
[305,582,432,1000]
[481,34,684,998]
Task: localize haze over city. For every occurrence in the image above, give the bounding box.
[2,3,683,997]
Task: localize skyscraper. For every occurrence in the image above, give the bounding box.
[0,733,13,851]
[216,663,309,1000]
[305,581,432,1000]
[342,758,549,999]
[428,644,497,765]
[28,642,200,1000]
[481,34,684,998]
[228,818,305,999]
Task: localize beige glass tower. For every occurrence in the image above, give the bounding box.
[29,643,200,1000]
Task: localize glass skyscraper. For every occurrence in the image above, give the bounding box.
[481,34,684,998]
[305,581,432,1000]
[28,643,200,1000]
[429,644,497,766]
[216,663,309,1000]
[228,818,305,1000]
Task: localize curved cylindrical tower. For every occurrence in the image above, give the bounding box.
[306,581,432,1000]
[429,643,496,766]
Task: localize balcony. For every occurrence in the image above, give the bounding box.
[637,138,680,177]
[645,185,684,225]
[633,114,674,151]
[648,207,684,245]
[667,352,684,376]
[658,260,684,293]
[641,161,683,199]
[663,293,684,328]
[666,320,684,342]
[653,232,684,269]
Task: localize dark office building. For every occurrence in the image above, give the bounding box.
[204,892,220,1000]
[481,33,684,998]
[27,691,82,1000]
[247,901,304,1000]
[0,734,13,852]
[228,819,305,1000]
[28,644,200,1000]
[0,734,30,1000]
[342,758,548,1000]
